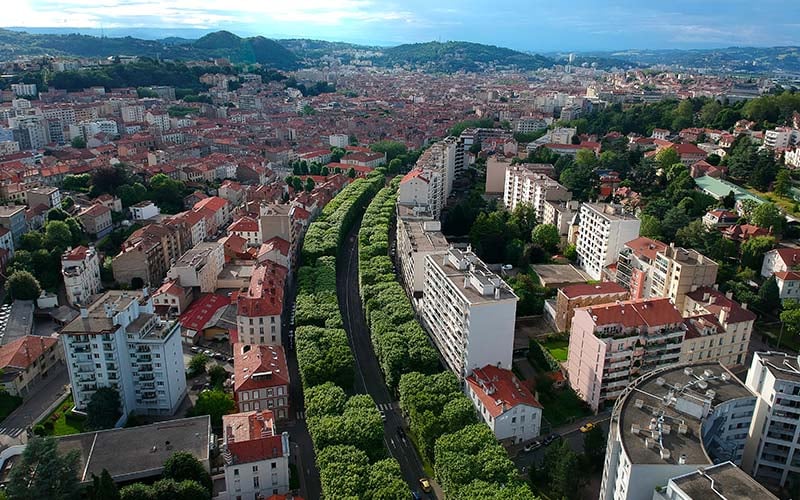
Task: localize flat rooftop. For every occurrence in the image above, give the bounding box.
[62,290,144,335]
[430,249,517,304]
[56,415,211,483]
[757,351,800,383]
[670,461,777,500]
[583,202,637,221]
[531,264,592,288]
[4,300,34,344]
[174,242,221,268]
[618,363,753,466]
[400,219,448,253]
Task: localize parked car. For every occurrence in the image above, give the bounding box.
[214,352,226,361]
[418,478,432,493]
[580,422,595,433]
[524,440,541,452]
[543,433,561,446]
[190,346,200,353]
[411,491,422,500]
[203,350,213,357]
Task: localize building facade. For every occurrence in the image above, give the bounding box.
[62,245,102,307]
[233,344,290,419]
[576,203,640,281]
[553,282,630,333]
[395,213,448,299]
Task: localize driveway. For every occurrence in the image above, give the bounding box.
[0,364,69,440]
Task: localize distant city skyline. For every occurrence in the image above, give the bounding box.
[4,0,798,52]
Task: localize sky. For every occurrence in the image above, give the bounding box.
[4,0,798,52]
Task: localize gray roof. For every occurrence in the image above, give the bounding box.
[670,461,777,499]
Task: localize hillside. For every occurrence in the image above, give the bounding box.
[379,41,553,72]
[0,29,299,70]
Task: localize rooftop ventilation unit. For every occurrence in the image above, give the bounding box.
[703,369,714,378]
[634,399,644,409]
[660,448,671,460]
[631,424,641,435]
[684,367,694,376]
[720,372,730,381]
[697,380,708,390]
[705,389,716,399]
[656,377,666,386]
[678,454,687,465]
[678,423,688,435]
[662,424,671,435]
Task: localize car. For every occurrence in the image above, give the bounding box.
[190,346,200,353]
[411,491,422,500]
[580,422,596,433]
[214,353,226,360]
[203,350,213,357]
[523,440,541,452]
[418,478,432,493]
[227,357,234,363]
[543,433,560,445]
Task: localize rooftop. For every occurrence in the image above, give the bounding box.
[466,365,541,418]
[669,461,777,500]
[4,300,34,344]
[62,290,144,335]
[583,298,684,330]
[233,343,290,393]
[617,363,752,466]
[560,282,628,300]
[173,241,222,269]
[582,202,638,222]
[429,248,517,304]
[754,351,800,384]
[399,219,448,253]
[531,264,593,288]
[624,237,667,262]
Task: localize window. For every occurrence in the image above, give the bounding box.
[234,468,239,476]
[271,462,277,469]
[252,465,258,472]
[253,477,259,488]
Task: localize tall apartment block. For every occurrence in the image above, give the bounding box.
[61,290,187,417]
[576,203,640,281]
[421,248,517,378]
[395,213,448,299]
[503,165,571,219]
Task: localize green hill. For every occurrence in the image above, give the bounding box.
[379,41,553,72]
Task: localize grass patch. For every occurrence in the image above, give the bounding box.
[40,396,86,436]
[540,338,569,362]
[407,429,435,478]
[539,387,591,428]
[0,392,22,423]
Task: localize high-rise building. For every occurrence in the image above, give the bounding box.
[651,245,718,314]
[61,290,187,417]
[503,165,572,218]
[397,168,444,219]
[599,363,756,500]
[576,203,640,281]
[421,248,517,378]
[654,461,777,500]
[9,114,50,150]
[395,213,448,299]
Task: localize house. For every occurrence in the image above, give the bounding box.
[61,245,102,307]
[152,279,194,317]
[179,293,231,344]
[0,335,63,396]
[257,237,291,269]
[672,143,707,166]
[130,201,160,221]
[193,196,232,234]
[761,248,800,278]
[774,272,800,301]
[465,365,542,444]
[235,261,287,345]
[26,186,61,209]
[703,209,739,229]
[228,216,261,247]
[233,343,290,419]
[722,224,770,242]
[77,204,113,239]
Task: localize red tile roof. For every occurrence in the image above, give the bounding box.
[63,245,90,261]
[236,261,287,318]
[223,410,284,464]
[180,294,230,331]
[193,196,227,213]
[233,343,289,393]
[466,365,542,418]
[0,336,57,371]
[401,168,428,184]
[228,216,259,233]
[686,287,757,324]
[584,298,683,328]
[775,271,800,281]
[560,282,628,299]
[772,248,800,268]
[624,237,668,262]
[260,237,290,257]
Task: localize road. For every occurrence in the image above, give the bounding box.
[0,364,69,440]
[337,223,432,498]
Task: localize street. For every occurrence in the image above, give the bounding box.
[0,364,69,440]
[337,223,432,498]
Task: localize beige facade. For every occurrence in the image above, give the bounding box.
[651,244,718,314]
[0,335,64,397]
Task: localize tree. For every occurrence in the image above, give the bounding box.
[45,220,73,252]
[62,173,91,192]
[86,387,122,430]
[661,207,691,242]
[563,243,577,261]
[531,224,560,253]
[655,147,680,171]
[722,190,736,209]
[540,440,580,500]
[88,469,120,500]
[120,483,154,500]
[5,270,42,300]
[305,177,315,193]
[207,365,228,389]
[387,158,402,174]
[189,389,235,428]
[70,136,87,149]
[741,236,776,270]
[18,232,44,251]
[163,451,212,493]
[61,196,75,211]
[583,425,606,471]
[507,203,538,242]
[780,301,800,340]
[774,169,792,198]
[638,214,663,240]
[148,174,185,213]
[188,354,208,377]
[291,176,303,192]
[469,211,508,263]
[347,167,356,179]
[559,162,596,201]
[370,140,407,162]
[304,382,347,420]
[6,436,81,500]
[751,202,784,234]
[758,276,781,314]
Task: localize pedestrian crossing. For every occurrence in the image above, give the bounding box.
[0,427,26,438]
[296,411,305,420]
[295,402,395,421]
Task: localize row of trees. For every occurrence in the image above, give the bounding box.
[358,182,439,389]
[293,168,408,499]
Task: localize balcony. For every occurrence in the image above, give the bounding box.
[138,373,155,381]
[139,364,154,373]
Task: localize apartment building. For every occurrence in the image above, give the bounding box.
[566,298,686,412]
[0,335,63,397]
[236,261,288,345]
[395,213,448,299]
[233,343,290,419]
[743,352,800,488]
[421,248,518,378]
[654,462,777,500]
[9,114,50,150]
[615,237,668,299]
[465,365,542,444]
[503,165,571,218]
[112,223,187,288]
[650,244,718,313]
[0,205,28,245]
[78,203,113,238]
[166,241,225,293]
[553,282,629,332]
[599,363,756,500]
[763,127,798,150]
[576,203,640,281]
[681,287,755,366]
[398,168,444,220]
[61,290,187,417]
[416,136,457,199]
[541,199,580,240]
[130,201,160,221]
[222,410,291,499]
[152,280,194,317]
[62,246,102,307]
[26,186,61,209]
[228,216,261,247]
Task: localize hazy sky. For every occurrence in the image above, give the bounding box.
[5,0,798,51]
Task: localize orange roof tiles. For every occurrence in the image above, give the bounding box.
[466,365,542,418]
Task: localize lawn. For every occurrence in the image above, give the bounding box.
[39,395,86,436]
[0,392,22,423]
[539,387,591,428]
[540,338,569,362]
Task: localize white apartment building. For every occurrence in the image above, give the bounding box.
[650,245,719,314]
[68,119,119,140]
[398,168,444,220]
[465,365,542,444]
[654,461,777,500]
[395,212,448,299]
[166,241,225,293]
[416,137,457,199]
[599,363,756,500]
[329,133,348,148]
[742,352,800,488]
[120,105,145,123]
[576,203,641,281]
[222,410,291,499]
[9,114,50,150]
[10,83,37,97]
[763,127,798,150]
[62,246,102,307]
[130,201,161,220]
[421,248,517,378]
[61,290,187,417]
[541,199,580,239]
[503,165,572,218]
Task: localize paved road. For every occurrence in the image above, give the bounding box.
[512,415,610,471]
[337,223,432,498]
[0,363,69,440]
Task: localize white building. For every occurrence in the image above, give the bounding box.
[130,201,161,220]
[599,363,756,500]
[69,119,119,141]
[120,105,145,123]
[760,247,800,278]
[654,461,777,500]
[329,134,348,148]
[576,203,641,280]
[742,352,800,488]
[421,248,517,378]
[10,83,37,97]
[166,242,225,293]
[763,127,798,150]
[503,165,571,217]
[9,114,50,150]
[416,137,457,199]
[62,246,102,307]
[61,290,187,417]
[395,212,448,299]
[222,410,290,499]
[397,168,443,220]
[465,365,542,444]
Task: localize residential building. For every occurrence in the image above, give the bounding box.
[112,223,187,289]
[774,271,800,300]
[130,201,160,221]
[654,461,777,500]
[576,203,641,281]
[62,246,102,307]
[541,199,579,240]
[229,216,261,247]
[567,298,686,412]
[167,242,225,293]
[599,363,756,500]
[503,165,571,218]
[233,343,290,419]
[61,290,187,416]
[329,134,348,148]
[760,247,800,278]
[398,168,444,220]
[742,352,800,488]
[415,137,457,199]
[465,365,542,444]
[553,282,629,332]
[26,186,61,209]
[256,237,291,270]
[77,203,113,238]
[152,279,194,317]
[672,143,707,167]
[194,196,232,234]
[236,261,287,345]
[222,410,291,499]
[650,244,718,314]
[178,293,231,344]
[259,204,293,248]
[702,209,739,229]
[0,205,27,244]
[395,214,448,299]
[9,114,50,150]
[616,237,668,300]
[0,226,14,260]
[763,127,797,150]
[682,287,755,366]
[421,248,518,378]
[341,151,386,168]
[0,335,63,396]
